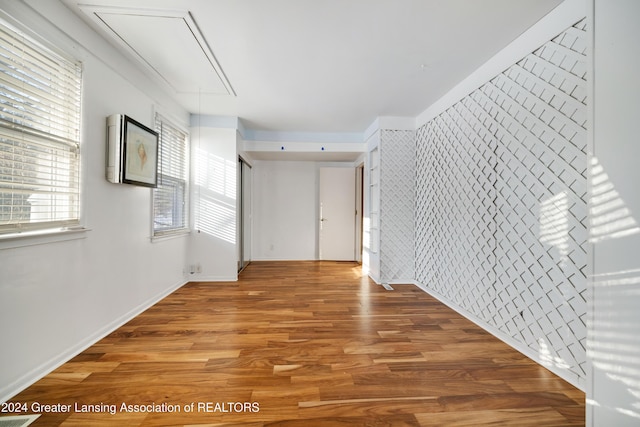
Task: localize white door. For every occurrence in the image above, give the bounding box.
[319,167,356,260]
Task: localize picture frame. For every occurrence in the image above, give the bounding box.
[121,115,159,188]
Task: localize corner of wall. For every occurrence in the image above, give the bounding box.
[189,118,240,281]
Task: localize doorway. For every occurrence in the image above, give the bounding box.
[355,163,364,263]
[319,167,356,261]
[238,157,252,272]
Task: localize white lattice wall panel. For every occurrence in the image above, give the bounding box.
[415,19,587,383]
[415,113,498,323]
[379,130,415,282]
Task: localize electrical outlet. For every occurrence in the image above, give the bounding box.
[195,263,202,274]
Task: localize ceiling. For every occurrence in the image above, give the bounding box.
[60,0,564,137]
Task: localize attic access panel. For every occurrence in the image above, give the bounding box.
[82,6,235,96]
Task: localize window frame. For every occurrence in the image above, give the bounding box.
[0,14,84,240]
[152,113,190,240]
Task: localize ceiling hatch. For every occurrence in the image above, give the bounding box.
[80,6,235,96]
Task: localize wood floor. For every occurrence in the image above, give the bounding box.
[7,261,585,426]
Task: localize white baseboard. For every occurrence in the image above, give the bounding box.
[388,279,419,286]
[0,279,187,403]
[412,281,585,391]
[190,275,237,282]
[370,277,418,286]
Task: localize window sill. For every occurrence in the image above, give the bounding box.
[0,226,90,250]
[151,228,191,243]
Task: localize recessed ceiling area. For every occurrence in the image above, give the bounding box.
[79,6,235,96]
[62,0,565,135]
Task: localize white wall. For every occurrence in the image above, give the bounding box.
[588,1,640,425]
[188,121,239,281]
[252,160,358,261]
[252,161,318,260]
[0,0,190,401]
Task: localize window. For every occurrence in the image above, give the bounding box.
[153,114,189,237]
[0,19,82,235]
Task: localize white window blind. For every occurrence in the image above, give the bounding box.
[153,114,189,236]
[0,20,82,235]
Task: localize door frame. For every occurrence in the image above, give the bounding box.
[355,163,364,263]
[318,166,357,261]
[238,156,252,272]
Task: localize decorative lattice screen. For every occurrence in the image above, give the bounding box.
[415,19,588,384]
[380,130,415,282]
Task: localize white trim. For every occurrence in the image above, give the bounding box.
[364,116,415,141]
[368,272,382,285]
[190,275,238,282]
[415,0,587,128]
[150,228,191,243]
[364,120,379,142]
[0,227,89,250]
[0,415,40,426]
[189,115,364,147]
[243,129,363,144]
[236,119,248,140]
[388,279,419,286]
[243,140,365,155]
[413,281,585,391]
[585,1,595,425]
[0,278,187,403]
[190,114,240,130]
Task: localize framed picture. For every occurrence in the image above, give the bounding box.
[122,115,159,187]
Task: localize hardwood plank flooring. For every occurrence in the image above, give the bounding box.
[5,261,585,426]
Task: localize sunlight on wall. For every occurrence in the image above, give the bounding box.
[589,157,640,242]
[194,147,236,244]
[589,156,640,420]
[590,268,640,421]
[362,216,371,250]
[195,148,236,200]
[361,216,370,275]
[196,197,236,244]
[538,337,572,370]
